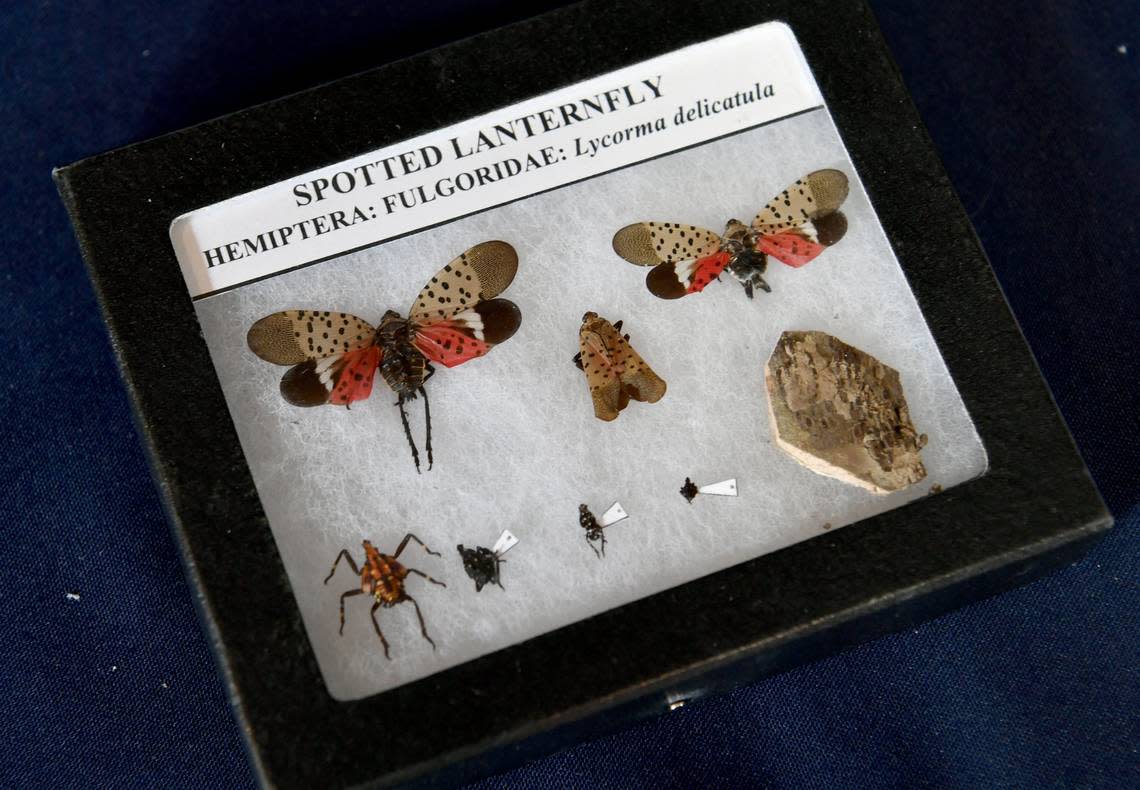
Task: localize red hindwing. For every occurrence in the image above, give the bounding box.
[756,232,827,269]
[646,251,731,299]
[413,298,520,368]
[685,250,733,293]
[328,346,382,405]
[414,322,491,368]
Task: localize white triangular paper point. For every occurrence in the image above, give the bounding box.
[698,478,738,496]
[601,502,628,527]
[491,529,519,556]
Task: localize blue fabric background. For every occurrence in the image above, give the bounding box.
[2,1,1136,787]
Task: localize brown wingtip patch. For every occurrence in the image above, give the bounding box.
[466,240,518,299]
[646,264,686,299]
[815,211,848,246]
[248,313,307,365]
[806,169,849,215]
[613,224,660,266]
[280,360,331,407]
[593,401,620,421]
[625,371,666,405]
[475,298,522,344]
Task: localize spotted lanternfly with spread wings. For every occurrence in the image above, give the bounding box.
[247,240,521,472]
[573,312,666,421]
[612,169,849,299]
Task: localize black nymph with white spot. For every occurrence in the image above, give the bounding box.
[612,169,850,300]
[247,241,522,472]
[457,544,505,592]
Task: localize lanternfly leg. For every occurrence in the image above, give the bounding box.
[394,532,441,559]
[396,394,421,473]
[572,351,583,370]
[587,539,602,560]
[338,588,363,635]
[406,567,447,587]
[419,385,433,471]
[324,550,361,584]
[369,601,391,659]
[404,593,437,651]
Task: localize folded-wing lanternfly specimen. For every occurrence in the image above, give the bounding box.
[247,241,521,472]
[612,170,849,299]
[573,312,666,421]
[324,533,446,660]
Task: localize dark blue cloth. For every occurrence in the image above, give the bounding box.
[2,1,1137,787]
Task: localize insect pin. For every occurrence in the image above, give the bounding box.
[457,529,518,592]
[324,532,446,659]
[612,169,849,299]
[573,312,666,421]
[579,502,628,559]
[247,240,522,472]
[680,477,738,503]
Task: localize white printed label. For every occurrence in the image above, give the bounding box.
[698,479,739,496]
[491,529,519,556]
[170,22,821,299]
[601,502,628,528]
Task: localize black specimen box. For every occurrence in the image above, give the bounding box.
[54,0,1111,786]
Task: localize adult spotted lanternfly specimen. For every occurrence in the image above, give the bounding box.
[573,312,666,421]
[612,169,849,299]
[247,241,521,472]
[324,533,446,659]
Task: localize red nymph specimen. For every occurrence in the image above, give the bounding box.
[612,170,849,299]
[247,241,521,472]
[324,533,446,660]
